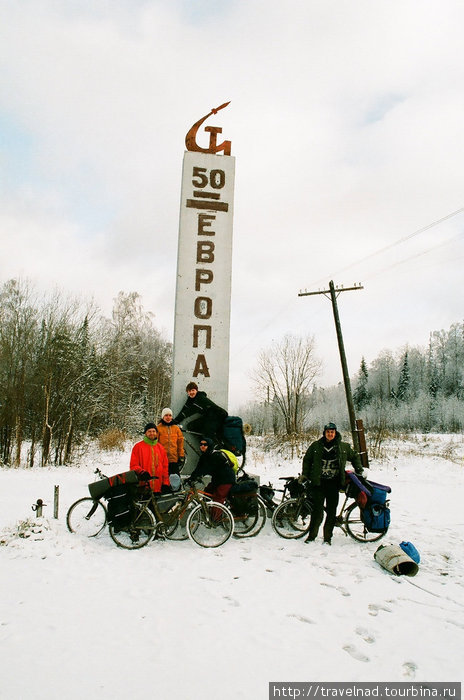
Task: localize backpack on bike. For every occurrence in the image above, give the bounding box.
[222,416,246,457]
[229,479,259,516]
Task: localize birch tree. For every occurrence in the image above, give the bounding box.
[252,334,321,435]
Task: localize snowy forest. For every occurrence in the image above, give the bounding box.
[1,277,463,468]
[0,280,171,467]
[243,326,464,441]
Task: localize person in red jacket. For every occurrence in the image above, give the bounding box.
[130,422,170,493]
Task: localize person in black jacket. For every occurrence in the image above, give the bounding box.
[301,422,363,545]
[187,437,236,503]
[174,382,228,444]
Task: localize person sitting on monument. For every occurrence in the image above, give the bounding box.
[157,408,185,476]
[173,382,228,445]
[186,437,235,504]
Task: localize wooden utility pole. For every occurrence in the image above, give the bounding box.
[298,280,363,453]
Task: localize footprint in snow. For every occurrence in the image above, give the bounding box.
[355,626,375,644]
[402,661,417,678]
[343,644,370,663]
[287,613,315,625]
[368,602,392,616]
[198,576,220,582]
[223,595,240,607]
[320,582,351,597]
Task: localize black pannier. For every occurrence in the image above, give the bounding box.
[287,477,304,498]
[106,484,135,528]
[259,483,275,508]
[229,479,259,516]
[88,471,139,528]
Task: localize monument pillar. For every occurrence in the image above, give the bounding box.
[172,104,235,423]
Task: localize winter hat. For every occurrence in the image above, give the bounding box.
[161,408,172,419]
[143,422,157,433]
[199,436,214,451]
[324,422,337,431]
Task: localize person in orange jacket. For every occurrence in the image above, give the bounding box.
[130,422,170,493]
[157,408,185,475]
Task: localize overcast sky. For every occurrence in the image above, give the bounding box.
[1,0,463,411]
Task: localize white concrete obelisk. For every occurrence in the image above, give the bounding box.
[172,103,235,419]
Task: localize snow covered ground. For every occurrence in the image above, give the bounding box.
[1,435,463,700]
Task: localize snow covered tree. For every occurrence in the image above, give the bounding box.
[396,351,410,402]
[353,357,370,410]
[252,334,321,436]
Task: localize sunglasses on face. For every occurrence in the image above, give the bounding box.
[200,443,208,447]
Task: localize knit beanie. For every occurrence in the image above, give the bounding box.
[144,422,157,433]
[161,408,172,419]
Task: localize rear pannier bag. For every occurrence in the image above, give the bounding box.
[88,471,139,528]
[345,473,391,533]
[259,484,275,508]
[229,479,258,516]
[287,477,304,498]
[361,481,391,533]
[106,484,135,527]
[361,502,391,532]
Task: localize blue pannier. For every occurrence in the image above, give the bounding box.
[362,502,391,532]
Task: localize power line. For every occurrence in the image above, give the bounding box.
[362,231,463,281]
[234,206,464,355]
[309,206,464,287]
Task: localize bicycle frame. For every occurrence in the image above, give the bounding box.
[260,476,302,513]
[135,482,215,532]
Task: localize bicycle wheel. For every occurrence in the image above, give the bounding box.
[66,497,107,537]
[344,502,388,543]
[232,496,267,538]
[271,498,311,539]
[109,503,156,549]
[187,501,234,548]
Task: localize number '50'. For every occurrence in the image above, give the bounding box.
[192,167,225,189]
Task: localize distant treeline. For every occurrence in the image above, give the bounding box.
[2,277,462,467]
[0,280,171,467]
[242,323,464,436]
[348,322,464,432]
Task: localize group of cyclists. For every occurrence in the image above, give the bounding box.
[129,381,364,546]
[129,381,233,507]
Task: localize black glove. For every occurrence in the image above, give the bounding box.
[138,471,152,481]
[178,456,185,466]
